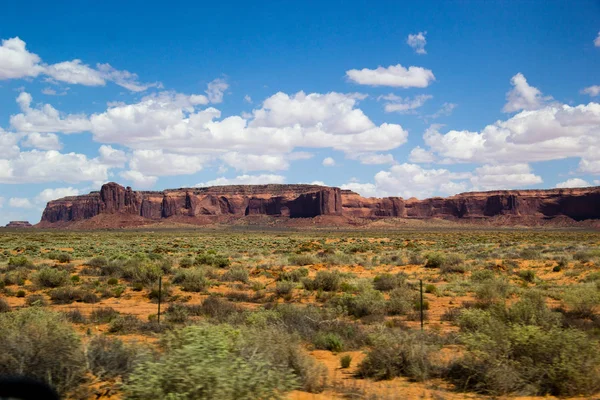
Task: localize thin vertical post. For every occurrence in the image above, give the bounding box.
[420,279,424,331]
[157,276,162,325]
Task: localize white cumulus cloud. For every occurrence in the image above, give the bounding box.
[582,85,600,97]
[9,197,34,208]
[21,132,62,150]
[322,157,335,167]
[503,73,549,113]
[196,174,286,187]
[555,178,590,188]
[407,31,427,54]
[346,64,435,88]
[205,78,229,103]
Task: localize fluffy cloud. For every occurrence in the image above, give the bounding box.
[36,187,80,203]
[421,100,600,167]
[0,37,158,91]
[555,178,590,188]
[0,129,23,159]
[98,145,127,167]
[407,31,427,54]
[503,73,549,113]
[22,132,62,150]
[128,149,208,176]
[380,94,432,113]
[469,164,542,191]
[0,150,111,184]
[221,152,290,171]
[322,157,335,167]
[9,197,34,208]
[15,90,408,161]
[408,146,435,163]
[352,153,395,165]
[340,182,379,198]
[0,37,44,79]
[582,85,600,97]
[595,32,600,47]
[119,170,158,189]
[373,163,468,198]
[428,102,457,119]
[196,174,286,187]
[44,60,105,86]
[346,64,435,88]
[10,92,92,133]
[205,78,228,103]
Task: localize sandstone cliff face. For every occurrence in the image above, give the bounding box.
[40,183,343,223]
[39,183,600,226]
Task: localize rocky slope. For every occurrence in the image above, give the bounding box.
[38,182,600,227]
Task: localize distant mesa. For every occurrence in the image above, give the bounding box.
[5,221,33,228]
[36,182,600,229]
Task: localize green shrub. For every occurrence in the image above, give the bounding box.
[221,266,249,283]
[357,331,441,381]
[562,284,600,318]
[518,269,536,283]
[3,268,29,285]
[25,294,48,307]
[288,254,319,266]
[49,286,83,304]
[195,253,230,268]
[0,308,86,395]
[0,298,10,313]
[448,325,600,396]
[387,287,417,315]
[340,354,352,369]
[173,268,211,292]
[109,314,142,333]
[7,255,34,269]
[373,273,404,291]
[303,270,341,292]
[275,280,295,297]
[56,252,72,263]
[424,253,445,268]
[278,268,309,282]
[87,335,140,379]
[64,309,86,324]
[90,307,120,323]
[179,257,194,268]
[86,256,108,268]
[165,303,190,324]
[313,332,344,352]
[336,289,385,318]
[474,277,512,307]
[33,267,69,288]
[16,289,26,297]
[123,324,299,399]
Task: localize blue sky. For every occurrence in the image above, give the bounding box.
[0,0,599,224]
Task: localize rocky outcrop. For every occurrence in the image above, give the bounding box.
[40,182,343,224]
[38,182,600,226]
[4,221,32,228]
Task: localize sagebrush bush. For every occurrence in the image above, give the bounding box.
[387,286,417,315]
[25,294,48,307]
[172,268,211,292]
[340,354,352,369]
[123,324,300,399]
[0,298,10,312]
[373,273,404,291]
[313,332,344,352]
[562,284,600,318]
[7,255,34,269]
[448,324,600,396]
[33,267,69,288]
[357,330,441,381]
[87,335,141,379]
[336,289,386,318]
[220,266,249,283]
[303,270,341,292]
[0,308,86,395]
[109,314,142,333]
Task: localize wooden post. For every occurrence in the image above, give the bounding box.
[157,276,162,325]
